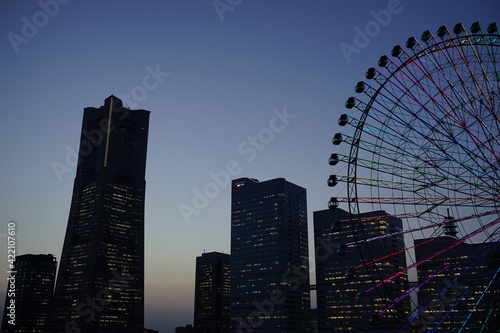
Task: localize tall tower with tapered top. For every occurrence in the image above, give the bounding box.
[50,96,150,333]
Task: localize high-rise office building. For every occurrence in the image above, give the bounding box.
[194,252,231,333]
[230,177,311,332]
[1,254,57,333]
[413,236,500,331]
[49,96,150,332]
[314,208,409,332]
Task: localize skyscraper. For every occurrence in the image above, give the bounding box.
[49,96,150,332]
[194,251,231,333]
[230,177,311,332]
[314,208,409,332]
[413,236,500,331]
[1,254,57,333]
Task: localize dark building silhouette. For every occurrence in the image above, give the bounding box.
[49,96,150,332]
[176,325,196,333]
[1,254,57,333]
[412,236,500,332]
[314,208,409,332]
[194,252,230,333]
[230,177,311,332]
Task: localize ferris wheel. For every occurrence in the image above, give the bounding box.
[328,22,500,331]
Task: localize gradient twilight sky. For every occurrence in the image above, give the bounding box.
[0,1,499,331]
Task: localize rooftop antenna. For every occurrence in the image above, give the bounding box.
[443,209,458,238]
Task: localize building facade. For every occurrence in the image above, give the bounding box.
[49,96,150,332]
[412,236,500,331]
[230,177,311,332]
[176,325,196,333]
[194,252,231,333]
[1,254,57,333]
[314,208,409,332]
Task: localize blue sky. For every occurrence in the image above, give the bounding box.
[1,1,499,331]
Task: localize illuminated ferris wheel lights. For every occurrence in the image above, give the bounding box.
[327,21,500,329]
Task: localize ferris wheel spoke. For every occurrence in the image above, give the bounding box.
[418,289,470,333]
[407,35,466,113]
[375,46,495,150]
[422,36,500,165]
[456,267,500,332]
[415,27,494,114]
[355,239,436,272]
[330,173,498,203]
[361,66,500,191]
[378,52,456,119]
[480,306,498,332]
[446,29,498,112]
[482,23,500,82]
[355,119,499,192]
[364,221,499,298]
[334,153,494,192]
[348,73,500,184]
[379,263,449,318]
[375,53,500,174]
[328,21,500,332]
[460,23,499,92]
[347,209,500,246]
[417,29,494,115]
[333,196,499,208]
[334,130,500,198]
[406,240,499,332]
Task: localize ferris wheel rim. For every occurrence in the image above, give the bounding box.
[346,22,500,227]
[330,21,500,331]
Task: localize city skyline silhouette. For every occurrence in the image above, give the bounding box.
[1,1,499,332]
